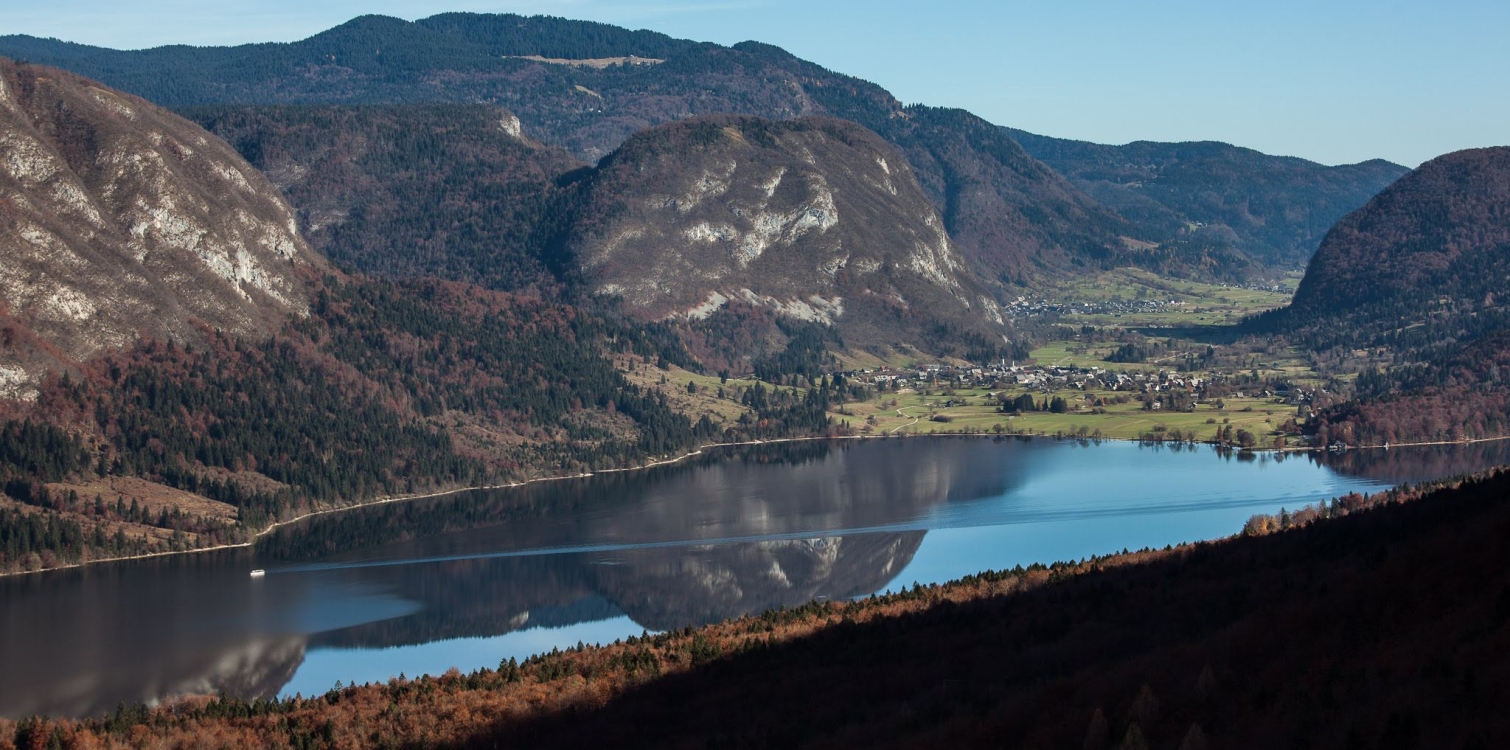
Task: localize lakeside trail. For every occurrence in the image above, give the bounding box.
[891,407,922,434]
[6,430,1509,578]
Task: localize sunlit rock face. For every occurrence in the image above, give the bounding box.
[0,59,319,398]
[567,115,1002,352]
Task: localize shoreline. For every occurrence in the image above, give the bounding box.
[5,430,1507,578]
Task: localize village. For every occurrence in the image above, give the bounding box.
[847,360,1312,406]
[1002,295,1189,320]
[816,358,1320,449]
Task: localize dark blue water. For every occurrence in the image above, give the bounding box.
[2,437,1505,717]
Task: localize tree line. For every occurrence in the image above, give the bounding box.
[0,276,711,571]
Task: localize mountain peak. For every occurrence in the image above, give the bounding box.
[1275,146,1510,349]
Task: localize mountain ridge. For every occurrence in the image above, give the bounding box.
[0,14,1410,287]
[1005,126,1409,269]
[0,15,1202,285]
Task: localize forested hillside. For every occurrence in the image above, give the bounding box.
[1266,147,1510,446]
[1310,330,1510,447]
[0,275,718,573]
[185,104,585,294]
[1006,128,1408,269]
[1275,147,1510,350]
[6,469,1507,748]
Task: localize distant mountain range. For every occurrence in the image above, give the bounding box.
[1004,129,1409,269]
[0,13,1405,284]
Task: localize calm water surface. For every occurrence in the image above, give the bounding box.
[3,437,1507,717]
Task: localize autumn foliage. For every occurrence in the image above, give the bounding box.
[0,275,704,572]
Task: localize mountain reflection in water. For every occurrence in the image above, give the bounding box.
[2,437,1507,718]
[270,439,1013,648]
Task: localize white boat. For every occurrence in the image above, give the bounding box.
[249,569,266,577]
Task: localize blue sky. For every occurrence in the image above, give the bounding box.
[3,0,1505,166]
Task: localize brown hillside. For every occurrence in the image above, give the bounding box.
[1279,146,1510,348]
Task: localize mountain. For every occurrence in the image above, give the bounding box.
[0,65,852,575]
[0,15,1155,285]
[0,59,320,400]
[1272,147,1510,352]
[870,106,1134,284]
[184,103,585,294]
[182,106,1014,360]
[1268,147,1510,446]
[1005,128,1409,269]
[562,115,1006,355]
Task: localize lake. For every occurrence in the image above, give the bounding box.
[2,436,1506,718]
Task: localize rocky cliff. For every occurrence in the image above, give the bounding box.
[566,116,1005,353]
[0,59,319,399]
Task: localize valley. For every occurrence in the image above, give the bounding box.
[0,6,1505,748]
[615,267,1317,447]
[0,40,1497,574]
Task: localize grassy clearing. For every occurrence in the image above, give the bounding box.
[1027,341,1123,369]
[1023,268,1328,387]
[835,388,1293,443]
[618,358,760,427]
[1025,340,1322,387]
[1047,268,1299,328]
